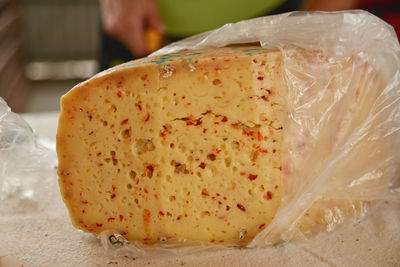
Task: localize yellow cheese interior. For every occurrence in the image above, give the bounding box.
[57,47,284,246]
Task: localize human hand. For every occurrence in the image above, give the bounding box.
[100,0,164,57]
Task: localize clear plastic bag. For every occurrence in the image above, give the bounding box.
[0,97,58,215]
[1,10,399,261]
[99,10,400,255]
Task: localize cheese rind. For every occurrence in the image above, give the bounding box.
[57,47,284,246]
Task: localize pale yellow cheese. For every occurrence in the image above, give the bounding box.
[57,47,284,246]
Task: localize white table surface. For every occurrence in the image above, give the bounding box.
[0,112,399,267]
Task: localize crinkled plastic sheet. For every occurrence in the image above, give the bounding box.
[1,10,399,261]
[99,10,400,257]
[0,98,58,215]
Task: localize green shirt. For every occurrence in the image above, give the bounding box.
[157,0,286,37]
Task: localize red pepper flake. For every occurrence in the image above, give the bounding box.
[226,205,230,211]
[121,231,127,236]
[82,209,86,214]
[198,162,206,169]
[223,197,227,200]
[112,185,116,191]
[81,200,88,204]
[266,89,272,94]
[219,240,224,243]
[177,216,181,221]
[143,237,152,241]
[119,215,124,222]
[257,132,264,141]
[216,148,222,154]
[88,131,94,136]
[186,121,194,126]
[146,165,154,177]
[137,104,142,111]
[144,188,149,194]
[88,115,92,121]
[203,128,207,134]
[143,209,151,226]
[257,76,264,80]
[117,90,123,98]
[201,188,210,196]
[108,217,115,222]
[96,223,103,227]
[211,239,215,243]
[111,193,116,199]
[207,153,216,161]
[265,191,273,200]
[195,120,202,126]
[244,131,254,137]
[258,224,266,229]
[221,116,228,122]
[159,211,165,216]
[237,203,246,211]
[144,113,150,122]
[214,121,219,125]
[120,118,129,125]
[274,185,279,189]
[216,193,220,196]
[97,152,102,156]
[218,201,222,205]
[248,174,258,181]
[240,172,245,176]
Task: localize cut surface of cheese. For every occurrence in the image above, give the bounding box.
[57,46,285,246]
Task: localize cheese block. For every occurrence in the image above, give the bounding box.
[57,46,285,246]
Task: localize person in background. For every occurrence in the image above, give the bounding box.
[98,0,359,71]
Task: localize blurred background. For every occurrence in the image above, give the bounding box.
[1,0,99,113]
[0,0,399,114]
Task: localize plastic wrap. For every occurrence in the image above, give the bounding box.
[99,10,400,256]
[0,98,58,215]
[1,10,399,262]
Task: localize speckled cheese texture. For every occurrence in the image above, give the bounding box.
[57,47,284,246]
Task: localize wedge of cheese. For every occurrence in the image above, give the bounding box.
[57,46,285,246]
